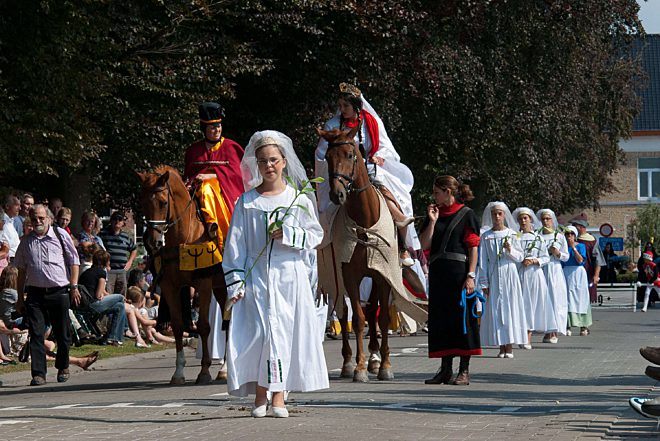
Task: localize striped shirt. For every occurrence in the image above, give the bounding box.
[99,227,136,270]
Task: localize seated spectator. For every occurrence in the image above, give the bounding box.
[79,243,102,274]
[78,250,148,347]
[126,287,179,345]
[78,211,105,255]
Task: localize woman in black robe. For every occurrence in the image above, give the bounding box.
[419,176,481,386]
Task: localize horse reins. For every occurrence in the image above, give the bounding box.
[326,140,371,194]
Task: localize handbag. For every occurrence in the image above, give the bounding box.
[18,335,30,363]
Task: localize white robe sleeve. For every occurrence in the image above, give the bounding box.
[281,196,323,251]
[558,235,570,263]
[506,235,524,263]
[223,195,248,300]
[371,118,401,163]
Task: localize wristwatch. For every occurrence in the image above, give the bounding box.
[69,284,79,290]
[467,272,476,279]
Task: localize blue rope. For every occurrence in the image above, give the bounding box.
[459,288,486,335]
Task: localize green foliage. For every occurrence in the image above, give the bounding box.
[629,204,660,248]
[616,271,638,284]
[0,0,645,216]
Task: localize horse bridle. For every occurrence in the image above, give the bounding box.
[325,140,371,194]
[144,176,197,246]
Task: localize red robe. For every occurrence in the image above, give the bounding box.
[184,138,245,213]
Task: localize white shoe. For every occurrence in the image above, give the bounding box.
[497,352,505,358]
[642,308,648,312]
[629,397,654,419]
[549,337,558,344]
[522,344,532,350]
[504,353,514,359]
[566,329,572,336]
[251,404,267,418]
[271,406,289,418]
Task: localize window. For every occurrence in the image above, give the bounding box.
[638,158,660,200]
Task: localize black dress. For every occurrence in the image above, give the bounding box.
[426,204,482,358]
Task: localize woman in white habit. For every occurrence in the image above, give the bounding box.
[512,207,556,349]
[224,130,329,418]
[478,202,527,358]
[536,209,569,343]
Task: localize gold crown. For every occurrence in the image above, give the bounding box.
[339,82,361,98]
[255,136,279,149]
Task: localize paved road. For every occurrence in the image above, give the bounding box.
[1,287,659,440]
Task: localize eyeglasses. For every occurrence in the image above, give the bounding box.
[256,157,284,167]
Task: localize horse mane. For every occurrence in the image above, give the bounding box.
[153,164,183,179]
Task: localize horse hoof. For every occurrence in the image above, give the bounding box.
[216,370,228,383]
[340,363,355,378]
[367,360,381,375]
[195,373,212,385]
[170,376,186,385]
[353,370,369,383]
[377,368,394,381]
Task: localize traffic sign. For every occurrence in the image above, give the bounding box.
[599,237,624,251]
[599,223,614,237]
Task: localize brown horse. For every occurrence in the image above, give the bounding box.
[136,165,227,385]
[317,127,398,382]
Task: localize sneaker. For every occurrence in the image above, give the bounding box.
[30,375,46,386]
[504,353,514,359]
[549,337,558,344]
[629,397,654,418]
[57,369,70,383]
[542,336,552,343]
[522,344,532,350]
[566,329,572,336]
[497,352,505,359]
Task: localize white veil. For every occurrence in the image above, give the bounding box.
[241,130,315,205]
[481,201,516,233]
[511,207,541,231]
[536,208,560,233]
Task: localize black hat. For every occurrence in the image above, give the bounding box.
[199,102,225,127]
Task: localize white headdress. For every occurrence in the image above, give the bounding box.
[536,208,560,232]
[481,201,515,233]
[241,130,314,204]
[565,225,579,237]
[512,207,541,231]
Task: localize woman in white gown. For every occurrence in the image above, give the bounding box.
[315,83,419,263]
[536,209,569,343]
[224,130,329,418]
[478,202,527,358]
[512,207,556,349]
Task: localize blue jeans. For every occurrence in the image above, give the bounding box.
[89,294,127,342]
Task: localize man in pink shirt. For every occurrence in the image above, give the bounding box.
[15,204,81,386]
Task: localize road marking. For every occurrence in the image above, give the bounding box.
[52,404,83,409]
[210,392,229,397]
[0,420,32,426]
[0,406,26,411]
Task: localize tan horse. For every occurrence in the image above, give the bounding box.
[317,127,400,382]
[136,165,227,385]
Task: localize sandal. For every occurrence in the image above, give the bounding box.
[81,351,99,370]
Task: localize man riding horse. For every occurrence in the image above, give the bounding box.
[184,102,244,245]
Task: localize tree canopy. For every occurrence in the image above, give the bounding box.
[0,0,645,215]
